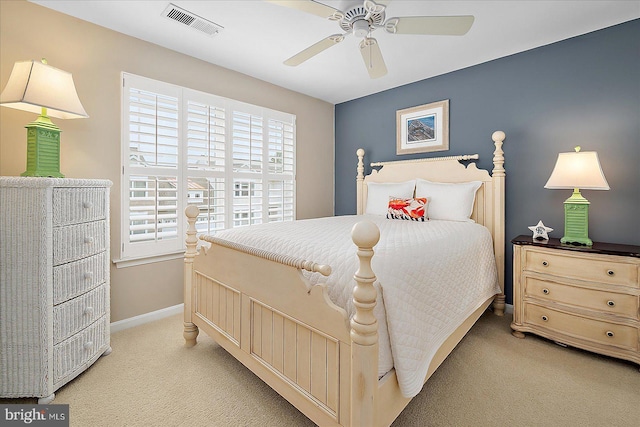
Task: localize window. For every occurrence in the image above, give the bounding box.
[120,73,295,262]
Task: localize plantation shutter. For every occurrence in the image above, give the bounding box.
[120,73,295,262]
[123,76,181,258]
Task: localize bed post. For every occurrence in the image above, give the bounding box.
[184,205,200,346]
[356,148,365,215]
[350,220,380,427]
[491,131,506,316]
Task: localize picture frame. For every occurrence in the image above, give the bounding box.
[396,99,449,155]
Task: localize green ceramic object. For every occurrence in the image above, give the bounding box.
[21,108,64,178]
[560,189,592,246]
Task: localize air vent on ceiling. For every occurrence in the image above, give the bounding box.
[161,3,223,36]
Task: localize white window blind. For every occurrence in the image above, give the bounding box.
[121,73,295,262]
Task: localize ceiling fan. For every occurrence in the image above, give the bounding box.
[268,0,474,79]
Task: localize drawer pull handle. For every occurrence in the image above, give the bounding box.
[83,341,93,350]
[542,261,549,267]
[84,306,94,315]
[84,237,94,244]
[606,331,615,338]
[542,288,550,295]
[607,300,616,307]
[82,201,93,209]
[607,270,615,276]
[541,315,548,322]
[84,272,93,280]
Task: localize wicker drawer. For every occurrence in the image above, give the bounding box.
[524,277,639,320]
[53,220,107,266]
[53,315,109,386]
[524,303,638,351]
[53,187,107,226]
[53,251,107,304]
[525,249,638,288]
[53,284,108,344]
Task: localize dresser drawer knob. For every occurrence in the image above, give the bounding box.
[84,306,94,315]
[607,300,616,307]
[607,270,615,276]
[542,288,550,295]
[541,315,548,322]
[82,201,93,209]
[606,331,615,338]
[83,341,93,350]
[84,237,94,244]
[542,261,549,267]
[84,272,93,280]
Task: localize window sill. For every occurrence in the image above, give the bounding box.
[112,251,184,268]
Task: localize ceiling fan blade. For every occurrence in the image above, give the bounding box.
[385,15,475,35]
[267,0,343,20]
[359,38,387,79]
[284,34,345,66]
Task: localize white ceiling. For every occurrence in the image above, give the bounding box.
[31,0,640,104]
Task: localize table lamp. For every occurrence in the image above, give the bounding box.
[544,146,609,246]
[0,59,88,177]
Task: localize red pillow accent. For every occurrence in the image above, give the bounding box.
[387,197,428,221]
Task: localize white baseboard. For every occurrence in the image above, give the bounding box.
[505,303,514,314]
[110,303,183,333]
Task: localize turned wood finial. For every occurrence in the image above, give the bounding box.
[350,221,380,346]
[356,148,365,181]
[185,205,199,261]
[492,131,506,178]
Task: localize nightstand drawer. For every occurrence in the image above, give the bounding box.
[53,251,107,304]
[53,284,108,344]
[525,303,638,351]
[526,250,638,287]
[53,187,107,226]
[525,277,639,319]
[53,220,107,266]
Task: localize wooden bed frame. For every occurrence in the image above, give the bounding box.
[183,131,506,427]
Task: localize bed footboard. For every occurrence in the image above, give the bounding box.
[183,207,383,426]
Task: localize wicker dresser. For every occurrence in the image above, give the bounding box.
[511,235,640,366]
[0,177,112,403]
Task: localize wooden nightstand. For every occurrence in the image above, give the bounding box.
[511,235,639,366]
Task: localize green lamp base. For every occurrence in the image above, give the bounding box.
[560,189,592,246]
[21,113,64,178]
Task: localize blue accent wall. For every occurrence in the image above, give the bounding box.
[335,19,640,304]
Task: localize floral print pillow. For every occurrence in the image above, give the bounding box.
[387,197,428,221]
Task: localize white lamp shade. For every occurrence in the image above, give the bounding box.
[0,60,88,119]
[544,150,610,190]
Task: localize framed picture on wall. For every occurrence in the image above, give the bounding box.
[396,99,449,155]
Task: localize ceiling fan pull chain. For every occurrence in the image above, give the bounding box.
[368,30,372,69]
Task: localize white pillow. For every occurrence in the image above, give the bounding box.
[415,179,482,222]
[365,180,415,215]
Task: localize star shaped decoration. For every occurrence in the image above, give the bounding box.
[528,220,554,241]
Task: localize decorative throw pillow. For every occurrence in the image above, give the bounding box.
[415,179,481,222]
[387,197,428,221]
[365,180,416,215]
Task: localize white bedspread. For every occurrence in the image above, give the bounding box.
[213,215,500,398]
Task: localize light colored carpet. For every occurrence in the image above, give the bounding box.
[2,312,638,426]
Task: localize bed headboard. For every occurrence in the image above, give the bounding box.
[355,131,506,300]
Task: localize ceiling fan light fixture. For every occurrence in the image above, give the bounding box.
[352,19,370,37]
